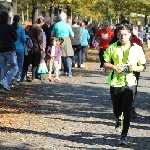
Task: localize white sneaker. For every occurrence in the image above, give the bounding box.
[80,64,85,68]
[75,64,77,68]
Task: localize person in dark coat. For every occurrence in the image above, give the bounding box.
[41,16,51,50]
[28,24,43,81]
[0,11,18,93]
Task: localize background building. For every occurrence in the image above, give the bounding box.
[0,0,17,23]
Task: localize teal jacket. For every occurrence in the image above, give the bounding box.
[52,20,73,38]
[81,27,90,46]
[15,24,27,52]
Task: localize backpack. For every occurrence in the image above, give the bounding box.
[26,36,33,49]
[24,35,33,56]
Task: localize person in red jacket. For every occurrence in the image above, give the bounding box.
[96,21,114,69]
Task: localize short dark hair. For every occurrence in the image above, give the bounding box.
[36,18,41,24]
[13,15,20,22]
[120,19,129,25]
[12,15,20,30]
[118,24,132,33]
[116,23,120,26]
[120,19,133,31]
[51,37,60,46]
[0,11,9,23]
[83,20,88,25]
[72,19,78,24]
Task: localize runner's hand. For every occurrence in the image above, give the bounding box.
[129,64,137,71]
[113,65,123,74]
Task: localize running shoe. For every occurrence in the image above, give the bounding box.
[119,134,128,145]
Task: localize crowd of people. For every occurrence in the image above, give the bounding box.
[0,10,147,146]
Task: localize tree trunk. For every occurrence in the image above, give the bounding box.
[144,15,147,26]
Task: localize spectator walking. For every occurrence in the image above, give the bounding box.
[12,15,27,85]
[80,21,90,68]
[37,17,46,49]
[137,22,145,43]
[41,16,51,49]
[0,11,18,93]
[71,19,82,68]
[21,21,32,82]
[86,22,94,48]
[28,24,43,81]
[52,12,74,77]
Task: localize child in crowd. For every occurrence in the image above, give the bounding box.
[38,50,48,82]
[47,37,61,82]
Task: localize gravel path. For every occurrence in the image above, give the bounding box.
[0,49,150,150]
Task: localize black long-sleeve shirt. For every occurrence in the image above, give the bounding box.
[0,23,17,53]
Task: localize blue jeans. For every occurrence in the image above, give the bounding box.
[81,46,88,64]
[62,57,67,73]
[0,51,18,84]
[16,51,24,81]
[63,57,72,76]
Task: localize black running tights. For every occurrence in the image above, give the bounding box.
[110,86,136,135]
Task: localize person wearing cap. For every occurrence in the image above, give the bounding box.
[42,16,51,50]
[96,21,114,70]
[0,11,18,93]
[103,24,146,145]
[51,12,74,77]
[12,15,27,85]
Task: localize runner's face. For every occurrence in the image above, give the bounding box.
[104,25,109,30]
[119,30,131,44]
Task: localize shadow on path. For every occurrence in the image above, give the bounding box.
[0,127,149,150]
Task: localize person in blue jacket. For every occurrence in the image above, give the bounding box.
[12,15,27,84]
[80,21,90,68]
